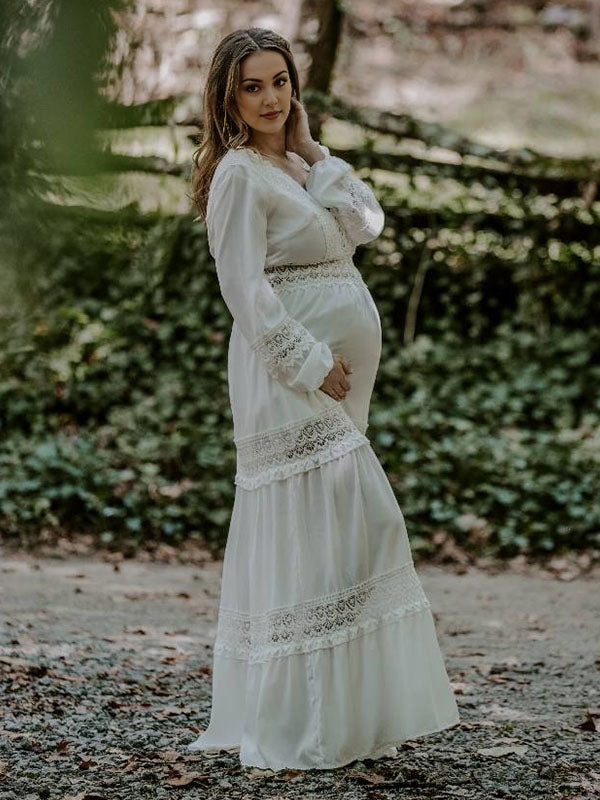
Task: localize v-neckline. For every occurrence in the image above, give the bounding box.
[249,149,311,193]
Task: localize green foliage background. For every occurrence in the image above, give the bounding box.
[1,165,599,557]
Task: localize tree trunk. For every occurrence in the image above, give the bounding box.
[297,0,343,139]
[305,0,343,92]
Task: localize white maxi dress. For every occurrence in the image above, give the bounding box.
[186,142,460,770]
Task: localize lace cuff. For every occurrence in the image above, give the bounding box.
[251,312,334,392]
[305,144,385,246]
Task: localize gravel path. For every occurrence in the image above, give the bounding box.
[1,548,599,800]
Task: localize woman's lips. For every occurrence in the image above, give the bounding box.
[261,111,281,119]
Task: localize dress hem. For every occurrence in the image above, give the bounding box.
[185,714,462,772]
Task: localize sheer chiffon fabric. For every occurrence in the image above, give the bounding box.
[185,142,460,769]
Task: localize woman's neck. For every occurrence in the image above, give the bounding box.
[249,131,288,160]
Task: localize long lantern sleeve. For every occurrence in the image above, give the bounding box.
[206,163,335,393]
[304,144,385,247]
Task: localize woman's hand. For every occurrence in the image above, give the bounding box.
[319,353,353,401]
[285,97,316,155]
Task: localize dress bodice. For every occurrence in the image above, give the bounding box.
[200,139,385,430]
[207,143,382,268]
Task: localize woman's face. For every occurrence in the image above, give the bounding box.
[234,49,292,137]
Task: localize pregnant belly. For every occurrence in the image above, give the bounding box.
[284,282,381,364]
[282,281,382,433]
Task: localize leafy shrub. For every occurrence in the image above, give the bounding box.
[1,174,599,557]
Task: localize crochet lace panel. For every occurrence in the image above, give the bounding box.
[326,168,384,247]
[214,560,431,663]
[264,257,367,293]
[234,404,369,490]
[250,312,319,383]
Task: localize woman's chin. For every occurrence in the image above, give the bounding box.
[255,115,287,131]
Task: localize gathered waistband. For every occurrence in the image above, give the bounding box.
[264,257,366,292]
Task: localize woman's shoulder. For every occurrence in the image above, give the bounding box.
[207,148,269,219]
[212,147,263,184]
[209,148,269,205]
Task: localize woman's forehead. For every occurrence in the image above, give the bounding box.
[239,50,288,81]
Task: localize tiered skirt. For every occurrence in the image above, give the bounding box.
[185,258,460,769]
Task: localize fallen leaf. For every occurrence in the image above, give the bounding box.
[266,768,302,781]
[186,750,220,759]
[246,767,277,777]
[157,705,191,717]
[579,710,598,732]
[450,681,473,694]
[165,771,209,786]
[159,750,180,762]
[478,744,529,757]
[346,769,387,784]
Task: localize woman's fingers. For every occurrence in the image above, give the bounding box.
[338,370,351,396]
[338,366,351,393]
[326,354,352,400]
[337,355,352,373]
[333,382,349,399]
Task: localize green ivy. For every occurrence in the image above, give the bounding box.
[0,174,598,557]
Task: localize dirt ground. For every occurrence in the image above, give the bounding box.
[0,546,599,800]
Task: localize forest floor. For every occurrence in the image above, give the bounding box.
[0,542,599,800]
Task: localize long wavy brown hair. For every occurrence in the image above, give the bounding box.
[190,27,302,222]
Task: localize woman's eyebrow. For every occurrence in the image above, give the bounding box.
[241,70,288,83]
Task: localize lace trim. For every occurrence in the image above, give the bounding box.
[327,169,385,246]
[250,313,318,382]
[264,257,367,293]
[234,404,369,490]
[214,561,431,663]
[314,199,355,261]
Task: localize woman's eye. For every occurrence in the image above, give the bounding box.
[246,78,287,93]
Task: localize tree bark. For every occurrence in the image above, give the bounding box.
[298,0,344,139]
[304,0,343,93]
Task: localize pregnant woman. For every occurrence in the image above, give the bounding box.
[186,27,460,771]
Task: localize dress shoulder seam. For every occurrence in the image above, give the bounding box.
[211,151,269,194]
[207,151,270,221]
